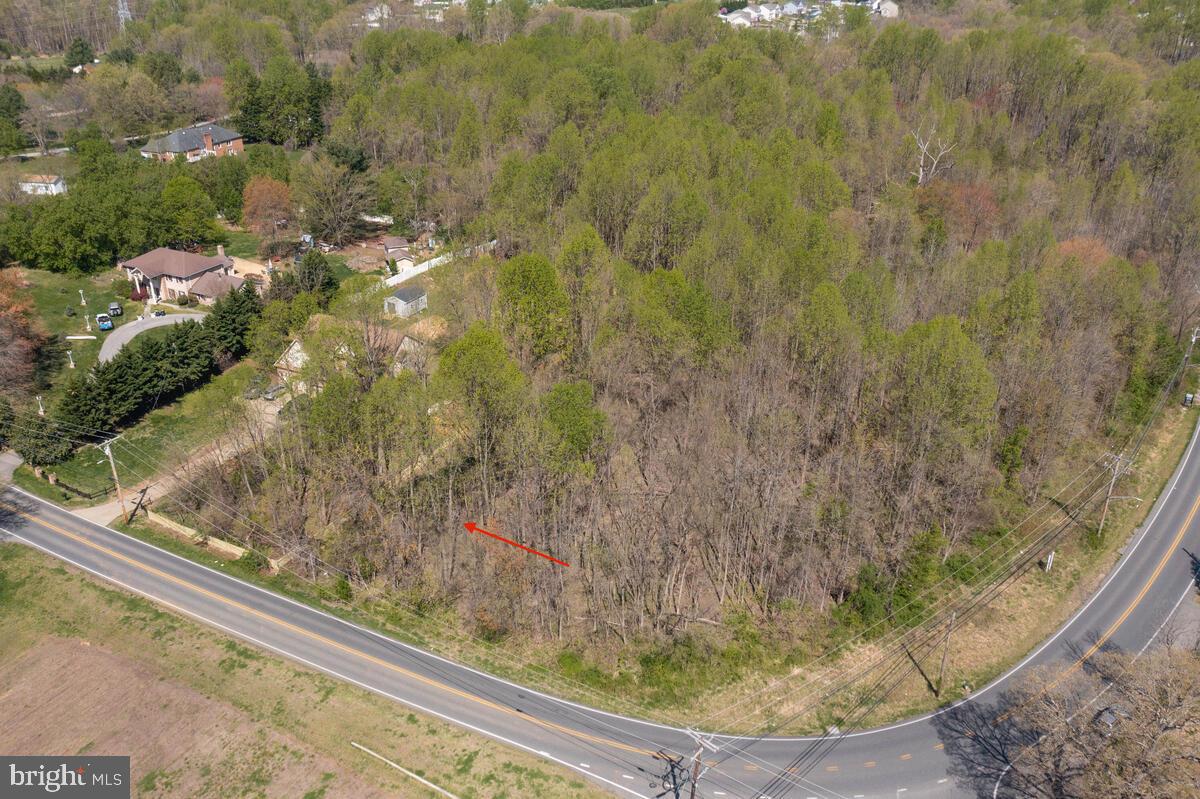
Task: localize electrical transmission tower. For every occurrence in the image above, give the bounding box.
[117,0,133,32]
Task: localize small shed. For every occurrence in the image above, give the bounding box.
[384,285,428,318]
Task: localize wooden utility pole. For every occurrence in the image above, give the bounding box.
[1096,454,1128,542]
[936,611,955,698]
[688,745,703,799]
[103,442,129,524]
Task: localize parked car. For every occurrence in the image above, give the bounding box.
[96,313,113,331]
[108,301,123,317]
[262,384,287,401]
[150,309,166,317]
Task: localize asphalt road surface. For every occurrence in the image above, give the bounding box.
[2,418,1199,798]
[97,312,206,363]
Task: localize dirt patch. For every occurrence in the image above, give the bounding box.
[0,637,386,798]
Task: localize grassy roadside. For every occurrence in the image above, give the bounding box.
[88,365,1200,734]
[0,543,604,799]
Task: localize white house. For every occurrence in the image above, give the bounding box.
[875,0,899,17]
[362,2,391,27]
[759,2,783,20]
[19,174,66,195]
[384,285,428,318]
[724,8,754,26]
[781,1,804,16]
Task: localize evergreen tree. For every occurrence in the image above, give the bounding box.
[63,38,95,69]
[10,413,74,467]
[205,284,263,361]
[295,250,338,303]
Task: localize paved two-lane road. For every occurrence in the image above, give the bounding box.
[2,416,1199,798]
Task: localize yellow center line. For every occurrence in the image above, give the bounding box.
[996,487,1200,723]
[864,761,876,768]
[933,743,944,750]
[1,501,656,757]
[899,753,912,761]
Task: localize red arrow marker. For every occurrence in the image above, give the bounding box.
[463,522,570,567]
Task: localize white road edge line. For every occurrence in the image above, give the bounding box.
[351,741,461,799]
[0,525,651,799]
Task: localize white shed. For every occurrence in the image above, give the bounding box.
[384,285,428,318]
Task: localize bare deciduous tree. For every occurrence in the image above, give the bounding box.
[911,127,956,186]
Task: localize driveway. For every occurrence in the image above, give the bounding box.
[98,313,206,363]
[0,450,21,483]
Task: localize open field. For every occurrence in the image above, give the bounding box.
[0,543,605,799]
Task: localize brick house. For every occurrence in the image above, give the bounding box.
[140,123,244,163]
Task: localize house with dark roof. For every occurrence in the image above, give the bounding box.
[384,285,427,318]
[120,245,236,304]
[140,123,244,163]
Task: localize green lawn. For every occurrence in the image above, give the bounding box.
[22,268,147,402]
[15,362,261,498]
[207,229,262,260]
[12,153,76,179]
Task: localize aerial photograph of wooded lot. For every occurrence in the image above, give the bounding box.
[1,1,1199,798]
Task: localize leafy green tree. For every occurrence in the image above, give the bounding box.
[498,254,571,360]
[138,51,183,89]
[160,175,224,249]
[540,381,607,478]
[450,103,483,166]
[193,154,249,223]
[55,372,110,434]
[892,316,997,459]
[434,323,527,499]
[63,38,95,69]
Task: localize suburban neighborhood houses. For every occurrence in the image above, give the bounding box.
[720,0,898,28]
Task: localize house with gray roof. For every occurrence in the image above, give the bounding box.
[384,285,428,318]
[140,123,244,163]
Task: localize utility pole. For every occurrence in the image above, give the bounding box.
[1097,453,1130,542]
[102,441,129,523]
[686,730,716,799]
[935,611,955,698]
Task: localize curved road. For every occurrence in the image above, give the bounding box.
[98,312,206,363]
[1,417,1198,798]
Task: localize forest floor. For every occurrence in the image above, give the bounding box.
[0,543,604,799]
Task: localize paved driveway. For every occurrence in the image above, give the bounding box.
[98,313,206,363]
[0,450,21,483]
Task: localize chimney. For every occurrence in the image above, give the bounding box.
[202,131,214,151]
[217,244,226,259]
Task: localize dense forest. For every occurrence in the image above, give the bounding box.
[3,0,1200,702]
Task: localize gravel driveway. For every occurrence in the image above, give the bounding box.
[98,313,207,364]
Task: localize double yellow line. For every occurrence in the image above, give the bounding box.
[996,486,1200,722]
[0,500,657,758]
